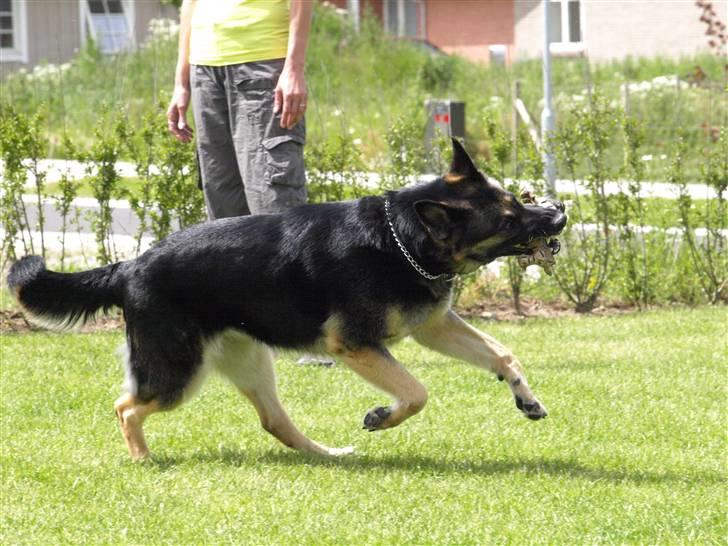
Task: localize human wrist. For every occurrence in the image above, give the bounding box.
[174,63,190,89]
[283,57,305,73]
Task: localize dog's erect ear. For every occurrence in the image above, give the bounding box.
[414,200,469,241]
[445,138,479,183]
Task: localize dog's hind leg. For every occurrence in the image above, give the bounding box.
[116,305,208,461]
[214,332,353,456]
[412,310,547,420]
[337,347,428,432]
[114,394,164,461]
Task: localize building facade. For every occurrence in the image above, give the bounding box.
[332,0,721,63]
[0,0,176,78]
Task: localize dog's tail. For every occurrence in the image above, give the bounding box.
[7,255,126,331]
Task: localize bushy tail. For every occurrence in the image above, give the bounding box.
[7,256,126,330]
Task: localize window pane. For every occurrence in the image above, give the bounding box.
[548,2,562,43]
[91,13,110,32]
[0,15,11,29]
[88,0,105,14]
[386,0,398,34]
[107,0,123,14]
[568,1,581,42]
[90,13,129,53]
[0,32,13,48]
[404,0,418,38]
[0,0,10,13]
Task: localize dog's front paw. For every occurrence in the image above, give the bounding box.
[514,395,548,420]
[362,406,392,431]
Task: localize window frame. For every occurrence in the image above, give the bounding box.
[382,0,426,40]
[0,0,28,64]
[80,0,135,55]
[548,0,585,56]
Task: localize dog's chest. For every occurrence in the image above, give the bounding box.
[384,301,449,343]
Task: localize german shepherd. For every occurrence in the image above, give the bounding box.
[8,139,567,460]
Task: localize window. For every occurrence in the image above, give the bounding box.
[0,0,27,63]
[83,0,134,54]
[384,0,425,40]
[548,0,583,54]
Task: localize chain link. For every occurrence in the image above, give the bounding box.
[384,199,455,282]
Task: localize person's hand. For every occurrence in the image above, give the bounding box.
[167,85,194,143]
[274,63,307,130]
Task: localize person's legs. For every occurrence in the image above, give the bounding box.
[227,60,308,215]
[190,65,251,219]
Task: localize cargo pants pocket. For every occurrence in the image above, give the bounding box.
[262,134,306,188]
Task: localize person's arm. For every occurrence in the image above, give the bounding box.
[275,0,314,130]
[167,0,196,142]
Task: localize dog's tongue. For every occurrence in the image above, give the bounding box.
[517,238,556,275]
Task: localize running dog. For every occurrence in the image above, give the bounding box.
[8,139,567,460]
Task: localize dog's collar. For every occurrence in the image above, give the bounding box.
[384,199,456,282]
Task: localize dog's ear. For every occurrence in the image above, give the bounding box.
[445,138,479,183]
[414,200,469,241]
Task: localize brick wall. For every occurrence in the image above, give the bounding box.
[425,0,514,63]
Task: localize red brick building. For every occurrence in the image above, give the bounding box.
[328,0,714,64]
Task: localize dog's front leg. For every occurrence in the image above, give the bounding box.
[339,347,428,432]
[412,311,547,420]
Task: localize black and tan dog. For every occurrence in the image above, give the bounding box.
[8,139,566,460]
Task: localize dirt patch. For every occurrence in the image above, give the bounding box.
[456,296,638,321]
[0,309,125,334]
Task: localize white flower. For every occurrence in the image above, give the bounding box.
[641,154,653,161]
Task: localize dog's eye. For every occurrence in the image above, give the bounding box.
[502,217,517,231]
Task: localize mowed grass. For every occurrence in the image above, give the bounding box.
[1,307,726,544]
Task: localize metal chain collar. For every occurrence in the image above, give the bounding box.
[384,199,455,282]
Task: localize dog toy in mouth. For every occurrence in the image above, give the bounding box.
[517,191,562,276]
[517,238,559,275]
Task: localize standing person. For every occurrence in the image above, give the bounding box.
[167,0,312,219]
[167,0,332,366]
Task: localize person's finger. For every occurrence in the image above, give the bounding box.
[286,99,299,129]
[280,92,293,129]
[291,102,306,127]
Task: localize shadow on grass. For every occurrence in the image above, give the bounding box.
[147,447,723,486]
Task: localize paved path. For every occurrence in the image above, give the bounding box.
[2,159,721,265]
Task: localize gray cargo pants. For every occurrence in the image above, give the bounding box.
[190,59,307,219]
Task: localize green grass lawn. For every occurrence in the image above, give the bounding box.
[42,176,143,199]
[1,307,726,544]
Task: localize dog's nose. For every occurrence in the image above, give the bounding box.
[551,211,567,232]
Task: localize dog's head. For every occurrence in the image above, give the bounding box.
[411,139,567,274]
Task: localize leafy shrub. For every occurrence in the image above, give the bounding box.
[674,129,727,303]
[550,95,619,312]
[0,104,48,266]
[305,134,370,203]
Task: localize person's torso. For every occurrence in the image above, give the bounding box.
[189,0,289,66]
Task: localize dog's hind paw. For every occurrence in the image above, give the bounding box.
[327,445,355,456]
[515,395,548,420]
[362,406,392,431]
